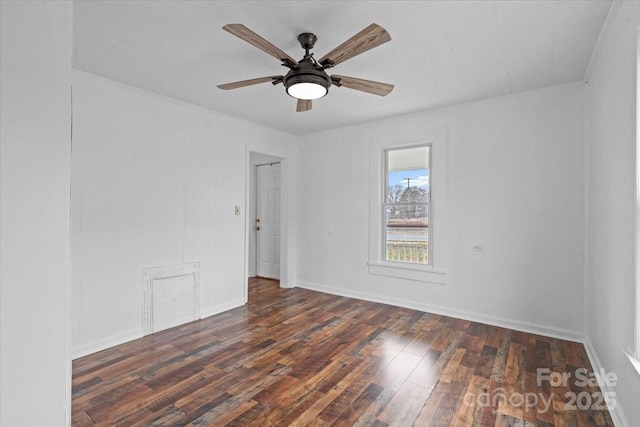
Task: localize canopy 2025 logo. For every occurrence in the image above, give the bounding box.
[462,367,617,413]
[537,368,617,411]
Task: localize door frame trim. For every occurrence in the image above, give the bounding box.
[244,147,291,304]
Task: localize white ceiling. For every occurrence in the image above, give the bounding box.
[73,0,612,135]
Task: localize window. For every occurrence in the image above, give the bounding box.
[368,128,448,284]
[384,145,431,265]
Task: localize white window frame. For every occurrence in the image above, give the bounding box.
[623,26,640,377]
[368,128,449,284]
[635,27,640,362]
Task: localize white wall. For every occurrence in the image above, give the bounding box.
[584,2,640,426]
[71,71,297,357]
[0,1,72,425]
[296,82,586,338]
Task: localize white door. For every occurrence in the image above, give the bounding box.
[256,163,281,279]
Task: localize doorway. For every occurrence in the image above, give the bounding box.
[255,162,281,279]
[248,152,282,281]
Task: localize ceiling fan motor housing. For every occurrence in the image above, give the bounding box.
[284,61,331,99]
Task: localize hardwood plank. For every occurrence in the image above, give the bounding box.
[460,333,487,353]
[498,342,527,420]
[72,376,102,395]
[403,329,436,357]
[315,355,364,394]
[373,350,422,389]
[72,374,140,413]
[495,413,537,426]
[452,374,490,426]
[172,367,255,414]
[376,381,432,426]
[71,277,614,426]
[562,341,585,368]
[430,370,473,424]
[316,358,384,423]
[351,386,399,426]
[331,382,384,424]
[412,380,451,425]
[71,410,94,427]
[225,402,270,426]
[290,355,384,425]
[255,384,327,426]
[474,345,498,378]
[72,348,128,378]
[478,378,501,426]
[406,330,464,388]
[439,348,466,383]
[430,327,456,352]
[85,381,154,423]
[140,405,187,426]
[492,330,513,381]
[523,370,540,424]
[176,391,232,425]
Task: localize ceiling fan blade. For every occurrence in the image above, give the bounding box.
[223,24,297,64]
[217,76,283,90]
[318,24,391,67]
[296,99,312,112]
[331,75,394,96]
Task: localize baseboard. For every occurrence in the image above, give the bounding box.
[294,281,584,343]
[72,299,246,360]
[72,329,143,360]
[582,337,629,427]
[200,298,246,319]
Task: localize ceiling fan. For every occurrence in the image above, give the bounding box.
[217,23,394,112]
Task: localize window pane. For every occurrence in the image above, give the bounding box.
[385,146,430,265]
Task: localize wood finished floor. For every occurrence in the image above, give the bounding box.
[72,278,613,426]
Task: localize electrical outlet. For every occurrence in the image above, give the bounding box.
[472,244,485,252]
[234,206,240,215]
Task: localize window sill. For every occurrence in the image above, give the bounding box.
[368,261,446,285]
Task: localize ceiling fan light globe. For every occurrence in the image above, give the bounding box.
[286,82,327,100]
